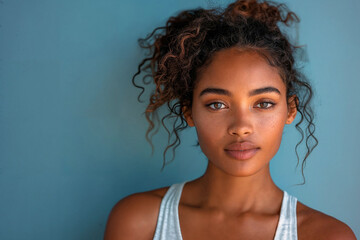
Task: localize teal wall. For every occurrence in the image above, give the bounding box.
[1,0,359,239]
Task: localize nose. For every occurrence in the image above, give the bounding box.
[227,107,254,137]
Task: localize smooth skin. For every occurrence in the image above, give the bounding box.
[105,48,356,240]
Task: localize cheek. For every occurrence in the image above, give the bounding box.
[194,116,219,145]
[257,114,284,130]
[192,111,225,154]
[256,109,288,145]
[194,125,215,159]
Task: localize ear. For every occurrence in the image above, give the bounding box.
[286,95,298,125]
[182,106,195,127]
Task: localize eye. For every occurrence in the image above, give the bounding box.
[206,102,227,110]
[255,101,275,109]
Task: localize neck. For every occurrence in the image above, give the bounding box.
[189,162,282,214]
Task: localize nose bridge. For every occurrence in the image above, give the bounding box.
[228,104,253,136]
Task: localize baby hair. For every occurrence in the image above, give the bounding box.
[132,0,318,183]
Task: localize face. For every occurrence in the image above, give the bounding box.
[184,48,297,177]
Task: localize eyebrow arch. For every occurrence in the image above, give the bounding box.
[199,86,281,97]
[199,88,231,97]
[249,87,281,96]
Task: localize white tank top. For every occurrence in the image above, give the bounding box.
[153,182,298,240]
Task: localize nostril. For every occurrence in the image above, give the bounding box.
[229,127,252,136]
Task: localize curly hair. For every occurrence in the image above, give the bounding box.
[132,0,318,184]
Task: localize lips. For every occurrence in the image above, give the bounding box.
[224,141,260,160]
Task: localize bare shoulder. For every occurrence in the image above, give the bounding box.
[104,186,169,240]
[297,201,357,240]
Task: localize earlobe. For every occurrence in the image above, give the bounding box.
[286,95,298,125]
[182,106,195,127]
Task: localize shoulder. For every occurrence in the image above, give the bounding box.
[296,201,356,240]
[104,186,169,240]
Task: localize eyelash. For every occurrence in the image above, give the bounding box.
[254,101,276,109]
[206,102,227,110]
[205,101,276,111]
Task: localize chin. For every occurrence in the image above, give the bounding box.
[213,161,269,178]
[224,168,264,178]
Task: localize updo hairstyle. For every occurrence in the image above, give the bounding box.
[132,0,318,183]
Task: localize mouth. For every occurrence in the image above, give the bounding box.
[224,141,260,160]
[225,148,260,160]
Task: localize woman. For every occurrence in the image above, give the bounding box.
[105,0,356,239]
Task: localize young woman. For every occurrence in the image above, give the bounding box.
[105,0,356,239]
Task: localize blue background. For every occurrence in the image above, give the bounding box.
[1,0,359,239]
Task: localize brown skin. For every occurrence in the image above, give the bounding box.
[104,49,356,240]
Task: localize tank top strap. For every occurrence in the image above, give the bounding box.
[153,182,185,240]
[273,191,298,240]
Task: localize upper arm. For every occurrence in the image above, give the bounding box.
[104,193,162,240]
[321,219,357,240]
[297,203,357,240]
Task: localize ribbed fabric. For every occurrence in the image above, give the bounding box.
[153,182,298,240]
[153,183,184,240]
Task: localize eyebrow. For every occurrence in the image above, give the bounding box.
[249,87,281,96]
[199,88,231,97]
[199,86,281,97]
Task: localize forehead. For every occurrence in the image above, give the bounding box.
[195,48,285,93]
